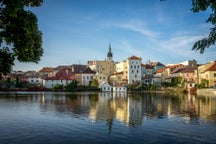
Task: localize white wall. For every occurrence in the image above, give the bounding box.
[127,59,142,84]
[43,79,72,88]
[82,74,94,86]
[28,77,43,86]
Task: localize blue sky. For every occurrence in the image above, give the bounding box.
[13,0,215,71]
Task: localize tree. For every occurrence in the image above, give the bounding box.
[0,0,43,77]
[64,80,78,92]
[53,83,63,91]
[90,79,99,88]
[191,0,216,53]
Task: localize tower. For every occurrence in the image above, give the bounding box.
[107,43,113,61]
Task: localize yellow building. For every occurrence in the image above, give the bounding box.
[88,44,115,84]
[195,61,216,87]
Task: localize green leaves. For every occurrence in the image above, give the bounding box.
[192,27,216,53]
[0,47,14,77]
[191,0,216,53]
[0,0,43,75]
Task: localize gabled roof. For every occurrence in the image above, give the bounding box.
[156,67,166,73]
[71,64,87,73]
[141,64,154,69]
[181,66,197,73]
[56,65,71,70]
[45,68,74,80]
[205,62,216,72]
[39,67,53,73]
[128,55,141,60]
[82,67,96,74]
[171,66,196,74]
[150,62,165,67]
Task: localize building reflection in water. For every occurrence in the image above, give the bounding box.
[6,91,216,127]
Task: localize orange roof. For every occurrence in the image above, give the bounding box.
[128,55,141,60]
[205,62,216,71]
[39,67,53,73]
[156,68,166,73]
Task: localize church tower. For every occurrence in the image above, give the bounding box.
[107,43,113,61]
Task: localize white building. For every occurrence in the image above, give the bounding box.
[28,76,43,86]
[81,67,96,86]
[43,79,73,89]
[42,68,74,89]
[99,82,112,92]
[127,56,142,84]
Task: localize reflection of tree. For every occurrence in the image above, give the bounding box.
[8,92,216,127]
[89,93,99,104]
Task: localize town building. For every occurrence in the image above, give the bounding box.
[81,67,96,86]
[43,68,74,88]
[195,61,216,87]
[88,44,115,84]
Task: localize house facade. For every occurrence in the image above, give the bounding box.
[127,55,142,84]
[195,61,216,87]
[81,67,96,86]
[43,68,74,88]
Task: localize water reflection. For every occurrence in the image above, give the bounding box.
[1,92,216,127]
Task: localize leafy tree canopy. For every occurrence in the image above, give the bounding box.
[0,0,43,77]
[191,0,216,53]
[90,79,99,88]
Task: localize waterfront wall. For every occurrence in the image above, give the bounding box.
[197,88,216,96]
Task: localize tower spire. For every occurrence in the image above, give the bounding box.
[107,43,113,60]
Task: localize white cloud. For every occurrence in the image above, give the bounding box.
[159,35,203,56]
[117,22,159,38]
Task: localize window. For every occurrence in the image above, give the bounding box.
[138,66,139,68]
[214,73,216,77]
[134,65,136,69]
[132,70,134,73]
[137,70,139,73]
[83,76,85,79]
[131,65,133,69]
[135,74,137,78]
[87,76,89,79]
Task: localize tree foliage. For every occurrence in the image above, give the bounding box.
[90,79,99,88]
[64,80,78,92]
[0,0,43,76]
[191,0,216,53]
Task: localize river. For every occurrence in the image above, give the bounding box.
[0,91,216,144]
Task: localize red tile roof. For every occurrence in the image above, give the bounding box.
[128,55,141,60]
[205,62,216,72]
[39,67,53,73]
[45,68,74,80]
[156,68,166,73]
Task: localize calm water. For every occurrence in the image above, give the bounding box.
[0,92,216,144]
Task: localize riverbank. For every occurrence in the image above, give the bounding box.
[197,88,216,96]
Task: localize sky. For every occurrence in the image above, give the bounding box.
[13,0,216,71]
